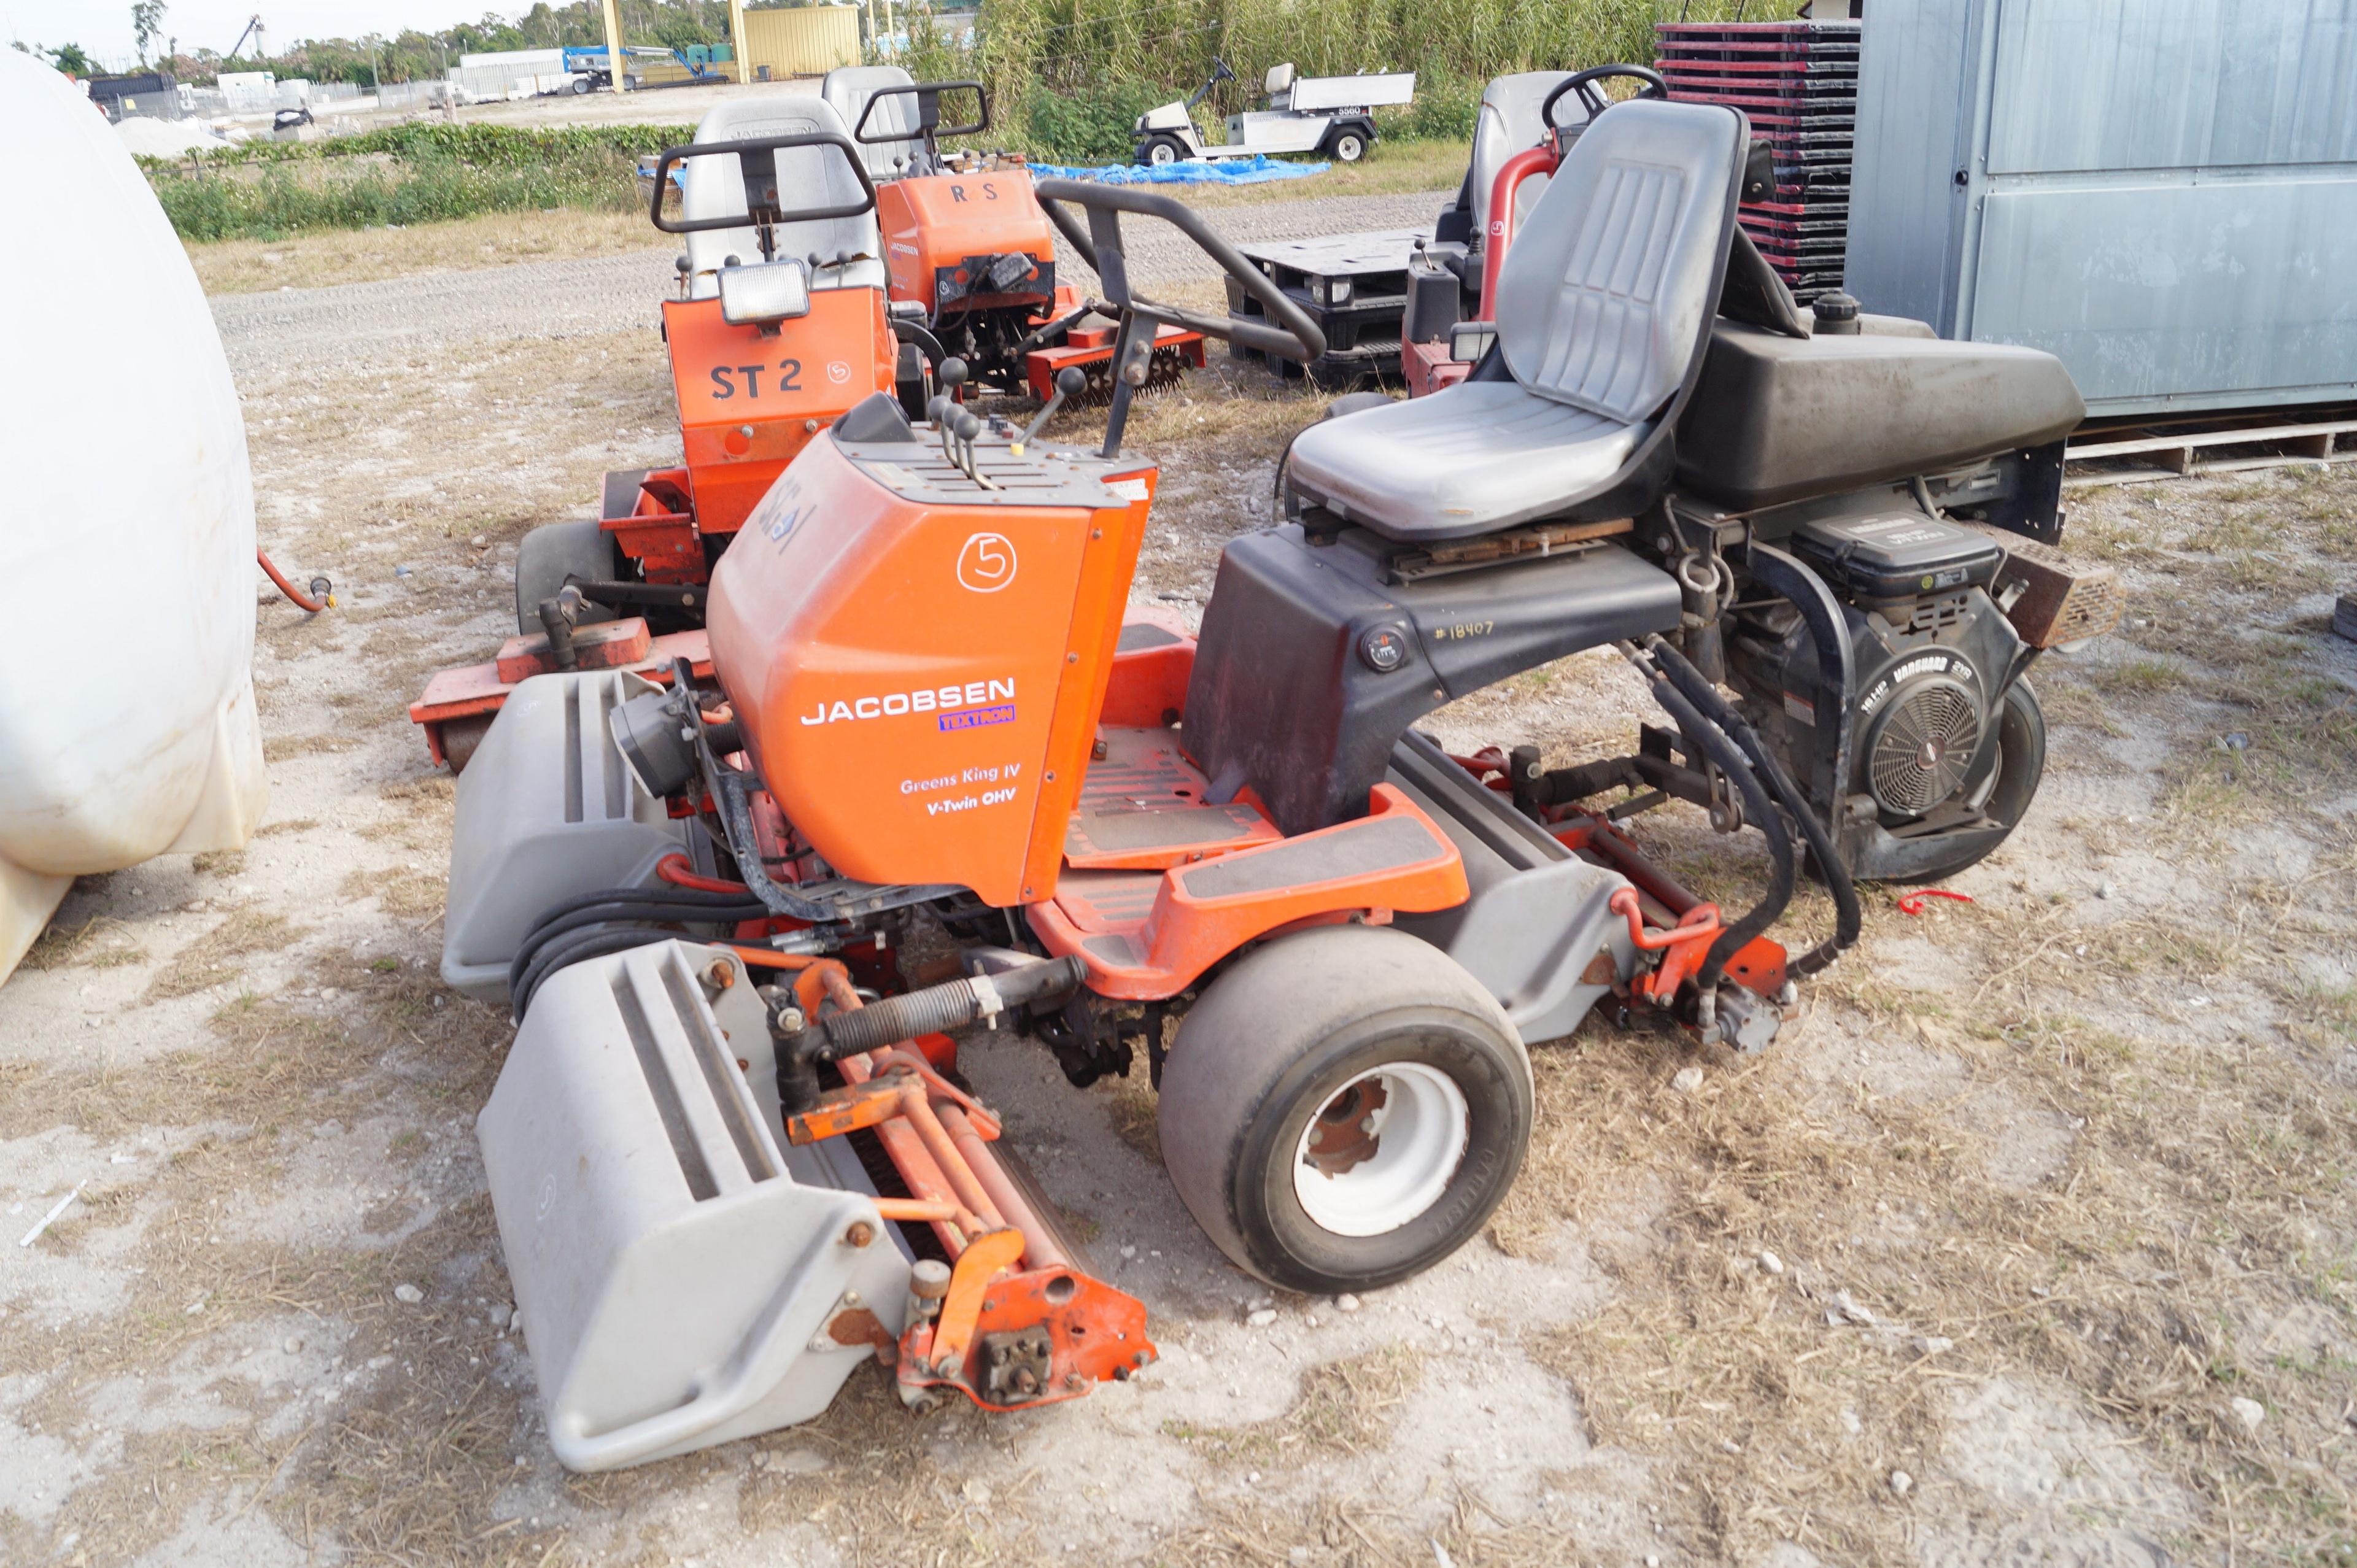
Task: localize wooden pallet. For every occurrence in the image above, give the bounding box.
[2064,414,2357,487]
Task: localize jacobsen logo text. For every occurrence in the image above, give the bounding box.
[800,678,1016,727]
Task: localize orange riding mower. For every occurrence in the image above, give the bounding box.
[446,101,2103,1471]
[408,92,1197,772]
[837,74,1207,401]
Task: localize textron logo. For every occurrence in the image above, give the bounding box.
[956,532,1016,593]
[800,678,1016,727]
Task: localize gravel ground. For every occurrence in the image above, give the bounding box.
[6,199,2357,1568]
[206,190,1443,368]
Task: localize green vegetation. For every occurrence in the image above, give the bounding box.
[889,0,1755,158]
[141,124,693,243]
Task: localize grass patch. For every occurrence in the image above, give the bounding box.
[1176,137,1469,207]
[20,915,147,973]
[1163,1347,1421,1469]
[147,910,300,1001]
[341,868,449,920]
[185,206,656,295]
[143,123,695,244]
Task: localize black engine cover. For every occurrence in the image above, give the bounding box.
[1183,526,1682,837]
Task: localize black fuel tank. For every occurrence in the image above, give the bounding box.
[1676,320,2084,510]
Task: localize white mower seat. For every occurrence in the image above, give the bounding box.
[821,64,920,179]
[1466,71,1571,242]
[681,95,883,300]
[1287,99,1746,541]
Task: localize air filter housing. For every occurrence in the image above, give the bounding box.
[1790,512,2002,605]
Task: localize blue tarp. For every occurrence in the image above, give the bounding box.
[1027,155,1329,185]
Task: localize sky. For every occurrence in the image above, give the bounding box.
[6,0,498,70]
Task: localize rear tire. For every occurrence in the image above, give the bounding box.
[1141,135,1185,167]
[1157,925,1531,1294]
[1326,129,1368,163]
[513,520,624,636]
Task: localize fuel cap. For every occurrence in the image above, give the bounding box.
[1358,625,1409,673]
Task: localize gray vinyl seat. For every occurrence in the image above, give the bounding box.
[821,64,922,179]
[1287,99,1746,542]
[681,95,884,300]
[1465,71,1574,243]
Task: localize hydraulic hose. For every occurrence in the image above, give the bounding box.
[511,925,705,1019]
[1646,638,1861,978]
[1620,645,1794,1019]
[507,897,768,1000]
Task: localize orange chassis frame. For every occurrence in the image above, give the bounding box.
[675,608,1781,1414]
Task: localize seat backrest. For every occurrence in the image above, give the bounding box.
[1264,63,1295,97]
[1466,71,1570,239]
[681,95,883,299]
[821,64,920,179]
[1493,98,1745,426]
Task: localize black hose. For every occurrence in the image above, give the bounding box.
[1628,653,1794,1004]
[503,883,765,992]
[1647,638,1861,978]
[506,897,768,996]
[511,925,698,1020]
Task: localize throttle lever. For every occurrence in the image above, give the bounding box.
[1012,366,1089,456]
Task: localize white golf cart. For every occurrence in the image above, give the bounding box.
[1132,59,1415,166]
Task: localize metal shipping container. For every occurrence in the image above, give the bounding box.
[1844,0,2357,417]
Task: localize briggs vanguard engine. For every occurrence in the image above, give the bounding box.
[1728,509,2046,882]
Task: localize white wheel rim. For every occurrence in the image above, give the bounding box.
[1150,144,1174,164]
[1291,1062,1469,1237]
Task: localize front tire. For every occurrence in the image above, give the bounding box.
[1157,925,1531,1294]
[513,520,623,636]
[1141,135,1185,167]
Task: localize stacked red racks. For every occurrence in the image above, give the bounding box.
[1654,18,1859,302]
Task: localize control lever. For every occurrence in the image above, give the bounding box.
[930,355,970,463]
[1011,366,1088,456]
[952,410,996,489]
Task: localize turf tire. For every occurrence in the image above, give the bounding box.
[1157,925,1531,1294]
[513,520,624,636]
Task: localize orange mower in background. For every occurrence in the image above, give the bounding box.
[409,100,918,770]
[438,99,2112,1472]
[829,70,1208,401]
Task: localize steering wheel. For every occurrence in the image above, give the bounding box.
[1539,64,1670,136]
[1032,178,1325,454]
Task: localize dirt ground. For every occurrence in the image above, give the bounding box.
[4,196,2356,1568]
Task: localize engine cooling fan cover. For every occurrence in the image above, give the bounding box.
[1857,652,1986,816]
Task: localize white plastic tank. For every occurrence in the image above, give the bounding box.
[0,52,268,983]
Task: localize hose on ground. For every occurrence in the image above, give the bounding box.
[1646,638,1860,978]
[1620,644,1794,1016]
[258,549,333,613]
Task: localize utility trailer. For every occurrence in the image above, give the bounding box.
[1133,61,1414,166]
